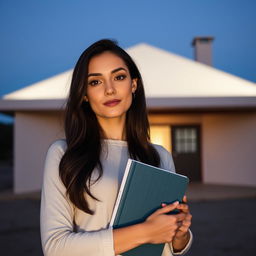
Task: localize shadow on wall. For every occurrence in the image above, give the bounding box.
[0,122,13,191]
[0,122,13,164]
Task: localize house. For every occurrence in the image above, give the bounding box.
[1,37,256,193]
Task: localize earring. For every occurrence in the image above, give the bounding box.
[132,92,136,100]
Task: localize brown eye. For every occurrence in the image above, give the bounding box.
[89,80,101,86]
[115,74,127,81]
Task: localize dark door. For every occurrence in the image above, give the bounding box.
[171,125,201,182]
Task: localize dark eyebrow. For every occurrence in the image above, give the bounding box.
[87,73,101,78]
[87,67,127,78]
[111,67,127,74]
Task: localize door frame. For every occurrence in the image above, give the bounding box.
[171,124,203,182]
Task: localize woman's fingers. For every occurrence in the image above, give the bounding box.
[162,201,189,214]
[178,217,192,230]
[176,203,189,213]
[146,195,192,244]
[152,201,179,216]
[144,199,192,245]
[175,212,192,237]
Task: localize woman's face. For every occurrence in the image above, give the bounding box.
[85,51,137,123]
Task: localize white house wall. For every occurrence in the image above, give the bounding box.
[202,112,256,186]
[13,111,256,193]
[14,112,64,193]
[149,112,256,187]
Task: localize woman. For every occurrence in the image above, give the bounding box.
[40,39,192,256]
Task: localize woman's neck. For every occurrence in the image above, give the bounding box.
[97,116,126,141]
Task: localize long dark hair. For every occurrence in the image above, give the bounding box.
[59,39,160,214]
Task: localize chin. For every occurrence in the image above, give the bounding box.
[98,111,127,120]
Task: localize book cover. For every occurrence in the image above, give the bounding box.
[110,159,189,256]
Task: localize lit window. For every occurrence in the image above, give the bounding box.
[150,125,171,152]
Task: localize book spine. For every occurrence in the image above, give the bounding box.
[110,159,133,227]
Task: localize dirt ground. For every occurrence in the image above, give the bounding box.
[1,165,256,255]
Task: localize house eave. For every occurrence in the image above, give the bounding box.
[0,99,66,113]
[147,96,256,111]
[0,97,256,114]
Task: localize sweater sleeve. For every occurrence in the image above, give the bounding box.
[40,141,115,256]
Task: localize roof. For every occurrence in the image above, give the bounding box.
[127,44,256,97]
[1,43,256,112]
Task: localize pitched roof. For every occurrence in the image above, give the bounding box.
[1,43,256,111]
[3,70,72,100]
[127,44,256,98]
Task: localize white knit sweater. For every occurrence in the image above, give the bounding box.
[40,139,192,256]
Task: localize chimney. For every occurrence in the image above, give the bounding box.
[192,36,214,66]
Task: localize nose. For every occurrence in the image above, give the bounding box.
[104,80,116,96]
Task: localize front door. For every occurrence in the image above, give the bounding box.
[171,125,201,182]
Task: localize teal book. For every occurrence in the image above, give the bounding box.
[110,159,189,256]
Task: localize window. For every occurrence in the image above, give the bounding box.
[174,127,197,153]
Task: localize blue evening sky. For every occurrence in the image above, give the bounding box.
[0,0,255,122]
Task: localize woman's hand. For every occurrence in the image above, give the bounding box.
[113,203,183,254]
[142,201,187,244]
[171,195,192,251]
[113,198,192,254]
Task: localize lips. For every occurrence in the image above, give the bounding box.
[103,99,121,107]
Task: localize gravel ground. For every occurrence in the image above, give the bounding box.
[187,198,256,256]
[0,197,43,255]
[1,165,256,255]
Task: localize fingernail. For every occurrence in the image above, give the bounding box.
[161,203,167,207]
